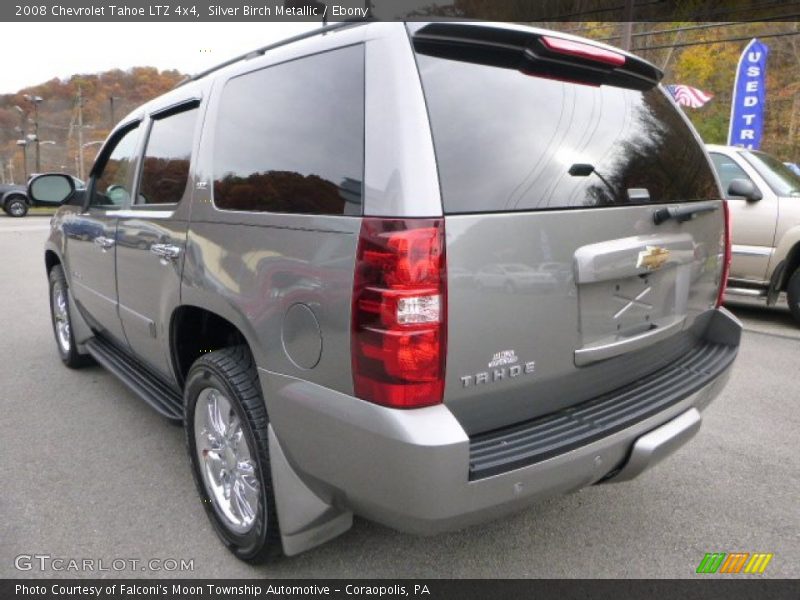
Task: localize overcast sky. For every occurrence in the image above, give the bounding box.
[1,23,319,94]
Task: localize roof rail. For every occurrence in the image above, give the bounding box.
[175,20,366,88]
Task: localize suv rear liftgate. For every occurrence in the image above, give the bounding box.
[410,21,739,472]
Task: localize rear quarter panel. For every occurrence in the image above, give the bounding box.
[183,27,377,395]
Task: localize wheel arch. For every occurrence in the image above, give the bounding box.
[777,237,800,291]
[45,248,62,275]
[0,190,31,206]
[169,304,258,390]
[2,191,29,206]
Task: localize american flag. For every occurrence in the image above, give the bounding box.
[667,84,714,108]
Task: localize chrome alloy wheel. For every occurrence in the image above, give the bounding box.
[194,388,260,534]
[51,281,71,353]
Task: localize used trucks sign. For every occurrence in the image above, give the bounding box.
[728,37,769,150]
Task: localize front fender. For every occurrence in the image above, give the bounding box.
[1,191,29,207]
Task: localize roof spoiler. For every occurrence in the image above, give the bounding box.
[409,22,663,91]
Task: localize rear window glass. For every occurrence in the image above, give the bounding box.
[415,53,720,214]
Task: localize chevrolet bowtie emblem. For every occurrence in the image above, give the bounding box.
[637,246,670,270]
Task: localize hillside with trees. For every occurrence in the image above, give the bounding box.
[0,67,185,184]
[2,16,798,185]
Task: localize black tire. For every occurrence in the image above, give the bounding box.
[48,265,93,368]
[184,346,281,563]
[5,196,28,217]
[787,268,800,326]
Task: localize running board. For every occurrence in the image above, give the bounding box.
[725,287,767,298]
[85,337,183,421]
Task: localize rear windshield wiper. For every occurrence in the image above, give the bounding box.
[652,201,719,225]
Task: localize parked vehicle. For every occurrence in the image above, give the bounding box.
[0,183,30,217]
[30,21,740,563]
[1,176,85,217]
[707,145,800,324]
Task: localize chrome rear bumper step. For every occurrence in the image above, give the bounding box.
[85,336,183,421]
[605,408,701,483]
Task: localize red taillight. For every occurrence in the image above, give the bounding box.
[716,200,732,307]
[352,218,446,409]
[541,36,626,67]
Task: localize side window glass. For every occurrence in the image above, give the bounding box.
[93,125,141,209]
[213,45,364,216]
[137,107,198,205]
[710,153,753,198]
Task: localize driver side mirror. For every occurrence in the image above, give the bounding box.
[27,173,76,206]
[727,178,762,202]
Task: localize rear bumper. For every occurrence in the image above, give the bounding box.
[262,308,740,535]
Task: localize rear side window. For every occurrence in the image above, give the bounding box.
[415,53,720,214]
[138,106,198,205]
[213,45,364,216]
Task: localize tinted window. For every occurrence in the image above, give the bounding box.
[93,125,141,208]
[213,45,364,215]
[415,54,720,214]
[709,153,753,198]
[138,107,198,205]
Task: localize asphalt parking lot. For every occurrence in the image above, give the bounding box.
[1,216,798,579]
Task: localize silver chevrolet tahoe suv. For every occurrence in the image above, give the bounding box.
[30,21,741,563]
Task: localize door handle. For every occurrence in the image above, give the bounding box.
[150,243,181,261]
[94,236,115,251]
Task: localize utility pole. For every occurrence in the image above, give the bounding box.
[14,105,27,180]
[109,95,119,129]
[23,94,43,173]
[77,86,85,180]
[33,99,41,173]
[7,159,14,185]
[16,141,28,182]
[620,0,635,51]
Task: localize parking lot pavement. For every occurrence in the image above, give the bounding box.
[0,215,52,233]
[1,217,798,579]
[726,295,800,341]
